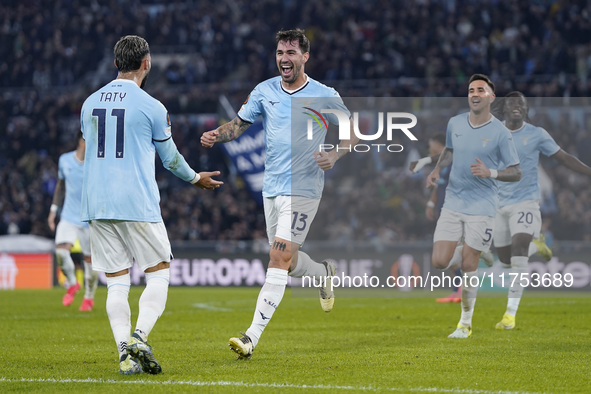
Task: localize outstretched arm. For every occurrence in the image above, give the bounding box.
[201,116,252,147]
[552,149,591,176]
[155,138,223,190]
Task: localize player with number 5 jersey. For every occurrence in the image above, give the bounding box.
[427,74,521,339]
[80,35,222,375]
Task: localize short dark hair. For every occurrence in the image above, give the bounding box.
[430,133,446,146]
[505,91,526,100]
[468,73,495,93]
[275,29,310,53]
[114,35,150,72]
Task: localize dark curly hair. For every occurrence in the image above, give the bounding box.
[275,29,310,53]
[114,35,150,72]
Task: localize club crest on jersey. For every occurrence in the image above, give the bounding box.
[520,136,531,145]
[481,137,492,147]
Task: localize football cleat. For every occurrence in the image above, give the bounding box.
[62,282,81,306]
[229,333,253,360]
[480,250,495,267]
[495,313,516,330]
[532,234,552,262]
[436,288,462,303]
[79,298,94,312]
[448,324,472,339]
[127,333,162,374]
[119,353,143,375]
[319,259,336,312]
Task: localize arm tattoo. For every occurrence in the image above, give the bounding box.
[498,164,522,182]
[436,148,453,169]
[271,240,287,252]
[216,117,251,143]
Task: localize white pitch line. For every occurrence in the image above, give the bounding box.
[192,302,233,312]
[0,377,545,394]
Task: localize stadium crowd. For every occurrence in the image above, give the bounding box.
[1,0,591,242]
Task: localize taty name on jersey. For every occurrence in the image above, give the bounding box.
[99,91,127,102]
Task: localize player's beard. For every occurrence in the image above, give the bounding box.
[140,73,149,90]
[279,62,301,85]
[287,67,300,84]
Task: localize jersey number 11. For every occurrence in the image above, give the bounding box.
[92,108,126,159]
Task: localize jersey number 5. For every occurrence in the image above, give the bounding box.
[92,108,125,158]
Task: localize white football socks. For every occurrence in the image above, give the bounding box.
[56,248,77,286]
[437,244,463,271]
[245,268,288,348]
[459,270,479,328]
[289,251,326,279]
[448,244,463,270]
[134,269,170,342]
[506,256,528,316]
[106,273,131,359]
[83,261,99,299]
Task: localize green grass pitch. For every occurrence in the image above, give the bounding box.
[0,287,589,393]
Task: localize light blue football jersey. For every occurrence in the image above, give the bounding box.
[80,79,196,222]
[237,75,349,199]
[443,113,520,217]
[498,122,560,207]
[58,151,87,227]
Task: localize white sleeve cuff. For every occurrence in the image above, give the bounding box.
[190,172,201,184]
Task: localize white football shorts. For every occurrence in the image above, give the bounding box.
[264,195,320,245]
[88,220,172,273]
[493,200,541,248]
[434,208,495,252]
[55,220,91,256]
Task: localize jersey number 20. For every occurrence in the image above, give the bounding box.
[92,108,125,158]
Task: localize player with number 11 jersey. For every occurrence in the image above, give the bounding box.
[80,35,222,375]
[80,79,185,222]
